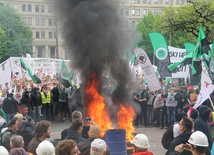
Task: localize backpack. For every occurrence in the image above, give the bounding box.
[0,130,14,146]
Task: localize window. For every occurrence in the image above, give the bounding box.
[131,21,136,28]
[35,31,40,39]
[170,0,173,4]
[50,47,55,58]
[120,0,124,2]
[148,9,151,13]
[154,9,157,16]
[136,9,140,16]
[35,5,39,12]
[165,0,169,4]
[28,4,32,12]
[125,21,129,28]
[125,0,129,3]
[132,0,135,3]
[176,0,179,5]
[159,0,162,4]
[148,0,151,4]
[154,0,158,4]
[125,8,129,16]
[159,9,162,15]
[143,0,147,3]
[54,32,57,39]
[41,5,45,12]
[137,0,140,3]
[121,21,124,28]
[49,32,53,39]
[22,4,26,12]
[143,9,147,15]
[37,46,44,58]
[35,18,39,26]
[41,31,45,39]
[22,17,26,24]
[120,8,124,15]
[28,17,32,25]
[132,9,135,16]
[48,4,53,13]
[48,19,53,26]
[0,3,4,6]
[41,18,45,26]
[14,4,18,11]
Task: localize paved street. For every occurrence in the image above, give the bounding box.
[48,121,167,155]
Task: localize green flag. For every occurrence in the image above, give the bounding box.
[20,58,39,84]
[191,25,210,76]
[60,60,72,88]
[69,70,74,85]
[149,32,171,77]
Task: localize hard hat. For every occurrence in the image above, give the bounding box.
[131,134,150,149]
[36,140,55,155]
[0,146,8,155]
[188,131,209,147]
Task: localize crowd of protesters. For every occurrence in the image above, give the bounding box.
[0,75,214,154]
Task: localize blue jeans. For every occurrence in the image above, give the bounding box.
[34,106,41,121]
[147,106,154,125]
[167,107,176,127]
[6,112,15,122]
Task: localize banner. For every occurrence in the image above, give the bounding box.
[0,59,12,88]
[134,48,161,91]
[168,46,189,78]
[149,32,171,78]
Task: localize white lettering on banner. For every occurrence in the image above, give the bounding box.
[168,46,189,78]
[134,48,161,91]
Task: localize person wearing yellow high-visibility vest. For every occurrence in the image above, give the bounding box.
[40,84,52,121]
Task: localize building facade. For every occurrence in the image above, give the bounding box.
[0,0,65,59]
[0,0,188,59]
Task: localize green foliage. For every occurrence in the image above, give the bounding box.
[137,13,160,55]
[0,5,33,62]
[137,0,214,56]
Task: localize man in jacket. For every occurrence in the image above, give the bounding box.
[77,125,101,155]
[166,116,193,155]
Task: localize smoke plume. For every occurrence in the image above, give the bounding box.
[56,0,132,105]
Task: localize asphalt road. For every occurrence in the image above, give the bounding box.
[48,120,167,155]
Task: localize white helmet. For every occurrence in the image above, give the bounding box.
[188,131,209,147]
[131,134,150,149]
[0,146,8,155]
[36,140,55,155]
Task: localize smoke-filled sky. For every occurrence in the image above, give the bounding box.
[56,0,132,104]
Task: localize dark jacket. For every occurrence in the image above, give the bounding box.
[9,147,29,155]
[65,127,85,144]
[194,105,213,151]
[2,94,18,113]
[1,129,16,151]
[51,87,59,102]
[165,130,192,155]
[30,87,42,107]
[162,124,174,150]
[77,137,95,155]
[20,91,34,110]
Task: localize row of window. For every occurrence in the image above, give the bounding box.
[120,8,162,16]
[121,20,137,29]
[22,17,55,26]
[37,46,56,58]
[3,3,54,13]
[35,31,58,39]
[114,0,185,5]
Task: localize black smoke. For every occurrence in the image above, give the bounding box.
[56,0,132,105]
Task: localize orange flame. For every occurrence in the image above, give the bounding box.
[86,73,112,137]
[118,104,135,142]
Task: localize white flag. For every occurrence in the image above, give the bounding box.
[194,70,214,109]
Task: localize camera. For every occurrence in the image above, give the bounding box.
[86,117,92,121]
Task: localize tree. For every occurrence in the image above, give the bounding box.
[161,0,214,44]
[137,13,161,55]
[0,5,33,62]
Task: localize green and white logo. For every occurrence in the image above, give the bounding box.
[155,48,168,60]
